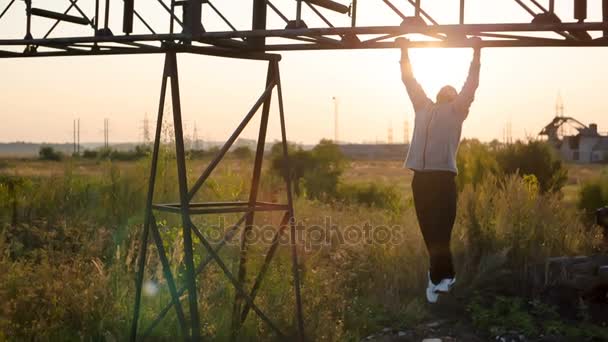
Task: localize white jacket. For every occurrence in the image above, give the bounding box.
[402,57,480,174]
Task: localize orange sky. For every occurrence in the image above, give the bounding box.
[0,0,607,144]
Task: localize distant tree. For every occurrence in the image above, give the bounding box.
[270,139,346,199]
[82,150,98,159]
[38,146,63,161]
[496,141,567,193]
[456,139,501,190]
[232,146,253,160]
[303,139,347,199]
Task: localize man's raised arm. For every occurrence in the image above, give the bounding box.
[397,38,431,112]
[455,38,482,119]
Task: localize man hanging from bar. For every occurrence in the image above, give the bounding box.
[396,36,482,304]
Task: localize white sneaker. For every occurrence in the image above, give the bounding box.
[425,272,456,303]
[434,277,456,293]
[426,278,439,304]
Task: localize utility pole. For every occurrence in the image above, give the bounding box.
[404,119,410,144]
[332,96,339,143]
[77,118,80,154]
[556,92,564,117]
[193,121,200,150]
[73,119,76,154]
[104,118,109,149]
[142,113,151,145]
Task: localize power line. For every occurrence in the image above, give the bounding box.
[404,119,410,145]
[73,118,80,155]
[103,118,109,148]
[142,113,151,145]
[332,96,339,143]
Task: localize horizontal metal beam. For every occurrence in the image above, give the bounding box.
[1,22,607,46]
[196,22,608,39]
[0,22,607,58]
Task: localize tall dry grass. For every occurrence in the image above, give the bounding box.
[0,157,603,340]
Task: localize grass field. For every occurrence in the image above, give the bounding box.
[0,155,606,341]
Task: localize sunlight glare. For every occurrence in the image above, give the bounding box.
[143,281,160,297]
[404,48,475,101]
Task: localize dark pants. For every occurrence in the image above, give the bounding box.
[412,170,457,284]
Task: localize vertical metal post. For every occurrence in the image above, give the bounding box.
[603,0,608,37]
[296,0,303,26]
[130,53,171,342]
[184,0,203,35]
[415,0,421,17]
[274,60,305,342]
[123,0,134,34]
[459,0,465,24]
[73,119,76,154]
[351,0,357,27]
[104,0,110,30]
[574,0,587,22]
[170,0,175,34]
[251,0,268,48]
[167,51,202,340]
[149,218,189,336]
[549,0,555,13]
[232,61,274,337]
[94,0,99,32]
[25,0,32,39]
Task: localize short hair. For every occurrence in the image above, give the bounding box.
[436,85,457,104]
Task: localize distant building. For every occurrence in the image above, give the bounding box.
[338,143,408,160]
[539,117,608,163]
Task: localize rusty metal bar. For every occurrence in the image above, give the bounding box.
[207,1,238,32]
[142,214,249,337]
[232,60,274,336]
[460,0,465,24]
[186,82,276,201]
[351,0,357,26]
[514,0,537,16]
[267,0,290,23]
[305,1,336,27]
[0,0,16,20]
[2,22,608,47]
[149,218,189,336]
[307,0,349,14]
[274,59,305,341]
[168,51,201,340]
[124,0,134,33]
[239,212,290,323]
[383,0,407,20]
[187,219,286,338]
[604,0,608,37]
[130,52,170,342]
[133,8,156,34]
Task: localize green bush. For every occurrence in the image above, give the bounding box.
[270,139,346,199]
[456,139,500,190]
[231,146,253,159]
[337,182,402,212]
[188,146,219,159]
[496,141,568,193]
[82,149,98,159]
[38,146,63,161]
[95,145,150,161]
[577,170,608,218]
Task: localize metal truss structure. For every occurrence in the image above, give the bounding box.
[0,0,608,58]
[130,51,304,341]
[2,0,608,341]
